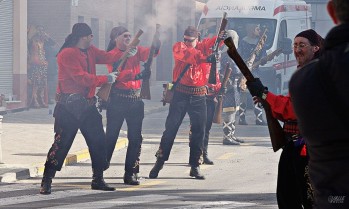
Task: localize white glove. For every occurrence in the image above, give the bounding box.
[107,72,118,83]
[127,47,138,57]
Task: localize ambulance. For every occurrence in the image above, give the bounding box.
[198,0,312,95]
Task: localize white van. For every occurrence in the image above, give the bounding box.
[198,0,312,95]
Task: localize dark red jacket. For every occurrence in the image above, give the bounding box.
[107,46,158,90]
[57,45,117,98]
[172,37,217,87]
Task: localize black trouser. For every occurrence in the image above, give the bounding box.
[189,98,215,153]
[106,96,144,174]
[203,98,215,152]
[157,91,207,167]
[44,103,107,172]
[277,140,313,209]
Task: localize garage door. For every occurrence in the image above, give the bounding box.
[0,0,14,96]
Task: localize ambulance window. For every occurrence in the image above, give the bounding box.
[198,18,276,50]
[227,18,276,50]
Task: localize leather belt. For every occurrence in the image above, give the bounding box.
[175,83,207,96]
[110,88,142,102]
[56,93,96,105]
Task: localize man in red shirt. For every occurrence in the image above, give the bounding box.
[149,26,221,180]
[105,26,160,185]
[40,23,118,195]
[188,64,222,165]
[246,29,324,209]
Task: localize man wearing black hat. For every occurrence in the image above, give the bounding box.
[149,26,224,180]
[40,23,119,194]
[105,26,160,185]
[245,29,324,209]
[290,0,349,208]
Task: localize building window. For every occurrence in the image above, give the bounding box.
[91,18,99,48]
[78,16,84,23]
[105,20,113,50]
[72,0,79,7]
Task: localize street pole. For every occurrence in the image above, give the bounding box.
[0,115,3,163]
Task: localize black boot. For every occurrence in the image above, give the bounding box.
[123,172,140,185]
[203,155,213,165]
[202,150,214,165]
[91,169,115,191]
[223,138,240,145]
[190,167,205,180]
[40,168,56,195]
[149,159,165,179]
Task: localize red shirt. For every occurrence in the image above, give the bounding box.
[172,37,217,87]
[107,46,157,90]
[57,45,118,98]
[265,92,297,121]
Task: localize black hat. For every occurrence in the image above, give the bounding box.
[184,26,199,38]
[295,29,322,46]
[71,23,92,38]
[110,26,129,40]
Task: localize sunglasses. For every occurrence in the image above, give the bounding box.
[184,38,197,43]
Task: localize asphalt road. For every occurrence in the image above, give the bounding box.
[0,109,281,209]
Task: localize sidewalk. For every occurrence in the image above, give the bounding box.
[0,81,168,182]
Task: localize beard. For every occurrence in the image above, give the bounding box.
[295,52,312,67]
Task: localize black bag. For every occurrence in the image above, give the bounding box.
[161,64,191,106]
[64,94,89,120]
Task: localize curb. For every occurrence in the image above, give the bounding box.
[0,138,128,183]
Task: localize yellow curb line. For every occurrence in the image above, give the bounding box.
[118,180,166,192]
[217,152,234,160]
[33,138,128,176]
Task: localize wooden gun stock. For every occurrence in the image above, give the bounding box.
[213,62,232,124]
[141,24,161,100]
[262,101,286,152]
[96,29,144,102]
[208,12,227,84]
[224,37,285,152]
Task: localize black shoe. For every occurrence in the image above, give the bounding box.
[40,178,52,195]
[239,118,248,125]
[91,177,115,191]
[123,173,140,185]
[203,156,214,165]
[149,159,164,179]
[223,138,240,145]
[190,167,205,180]
[39,168,56,195]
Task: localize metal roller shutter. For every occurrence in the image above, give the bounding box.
[0,0,14,96]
